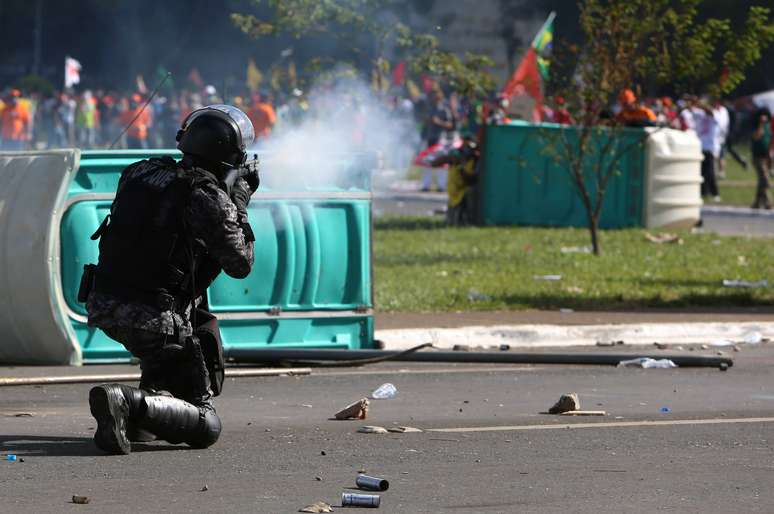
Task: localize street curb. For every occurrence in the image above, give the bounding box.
[701,205,774,218]
[375,321,774,350]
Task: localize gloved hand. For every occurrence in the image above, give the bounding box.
[230,178,252,213]
[244,166,260,192]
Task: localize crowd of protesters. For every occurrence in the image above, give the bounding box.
[0,85,287,152]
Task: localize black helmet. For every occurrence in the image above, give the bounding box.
[176,104,255,167]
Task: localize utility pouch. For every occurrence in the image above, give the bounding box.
[77,264,97,303]
[194,308,225,396]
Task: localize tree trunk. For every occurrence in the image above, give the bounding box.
[588,210,601,255]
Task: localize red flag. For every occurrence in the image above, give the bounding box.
[420,74,436,93]
[188,68,204,88]
[501,47,543,118]
[392,61,406,86]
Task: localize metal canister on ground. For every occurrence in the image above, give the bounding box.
[341,492,380,508]
[356,474,390,491]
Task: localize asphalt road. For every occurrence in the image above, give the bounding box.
[2,344,774,513]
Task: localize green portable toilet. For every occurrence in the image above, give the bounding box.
[478,123,702,229]
[0,149,375,364]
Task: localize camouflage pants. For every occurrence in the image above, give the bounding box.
[102,327,214,409]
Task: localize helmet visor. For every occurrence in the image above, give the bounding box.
[203,104,255,148]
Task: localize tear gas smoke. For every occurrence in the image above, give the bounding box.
[253,77,420,192]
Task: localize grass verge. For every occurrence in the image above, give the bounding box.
[374,217,774,312]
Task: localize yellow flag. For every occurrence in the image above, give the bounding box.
[247,59,263,92]
[406,79,421,100]
[270,65,282,91]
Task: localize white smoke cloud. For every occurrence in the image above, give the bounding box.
[253,76,420,192]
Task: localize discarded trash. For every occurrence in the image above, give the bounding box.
[300,501,334,513]
[71,496,90,505]
[709,340,734,347]
[617,357,677,369]
[342,492,381,508]
[6,412,34,417]
[452,344,471,352]
[645,232,683,245]
[700,344,709,350]
[559,308,574,313]
[719,362,730,372]
[534,274,562,281]
[597,340,624,347]
[200,485,208,492]
[743,331,763,345]
[547,393,580,414]
[560,246,592,254]
[467,289,491,302]
[653,342,668,350]
[387,426,422,433]
[334,399,369,420]
[499,344,511,351]
[559,410,606,416]
[722,279,768,289]
[371,383,397,400]
[358,426,388,434]
[6,454,17,462]
[660,406,671,413]
[356,474,390,491]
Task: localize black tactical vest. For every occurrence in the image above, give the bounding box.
[94,156,220,305]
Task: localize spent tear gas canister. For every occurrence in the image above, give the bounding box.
[356,474,390,491]
[341,492,381,507]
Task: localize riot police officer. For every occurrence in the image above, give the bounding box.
[82,104,258,454]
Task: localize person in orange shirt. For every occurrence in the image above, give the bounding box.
[118,93,152,149]
[1,89,32,150]
[246,93,276,141]
[616,89,656,127]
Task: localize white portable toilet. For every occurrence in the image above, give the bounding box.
[644,128,703,229]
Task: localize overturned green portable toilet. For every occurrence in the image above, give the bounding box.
[478,122,703,229]
[0,149,375,365]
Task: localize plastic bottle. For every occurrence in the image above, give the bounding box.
[371,383,397,399]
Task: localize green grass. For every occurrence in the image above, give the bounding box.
[374,217,774,312]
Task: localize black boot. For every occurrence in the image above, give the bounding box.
[139,395,222,449]
[89,384,136,455]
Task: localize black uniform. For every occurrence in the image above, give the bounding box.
[84,155,255,453]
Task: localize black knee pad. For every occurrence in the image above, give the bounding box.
[188,409,222,449]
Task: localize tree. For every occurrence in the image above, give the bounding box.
[231,0,495,99]
[546,0,774,255]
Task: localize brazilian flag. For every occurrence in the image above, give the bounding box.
[532,12,555,81]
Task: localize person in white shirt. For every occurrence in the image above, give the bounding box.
[691,99,721,201]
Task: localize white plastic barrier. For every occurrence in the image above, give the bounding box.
[0,150,82,364]
[644,128,703,229]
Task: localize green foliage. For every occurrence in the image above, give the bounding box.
[374,218,774,312]
[231,0,495,99]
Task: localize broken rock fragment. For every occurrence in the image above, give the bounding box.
[334,398,369,420]
[548,393,580,414]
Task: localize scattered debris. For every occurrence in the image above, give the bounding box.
[371,383,397,400]
[499,344,511,351]
[467,289,491,302]
[733,346,741,353]
[452,344,471,352]
[6,412,34,417]
[653,342,668,350]
[716,351,725,356]
[6,454,17,462]
[334,399,369,420]
[320,450,327,456]
[356,474,390,491]
[387,426,422,433]
[617,357,677,369]
[547,393,580,414]
[315,476,322,481]
[200,485,208,492]
[301,404,313,408]
[597,340,624,347]
[743,331,763,345]
[645,232,683,244]
[720,362,730,371]
[559,410,606,416]
[71,496,90,505]
[300,501,334,513]
[709,340,734,347]
[559,308,574,313]
[534,274,562,281]
[357,426,388,434]
[722,279,768,289]
[560,246,592,254]
[342,492,381,508]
